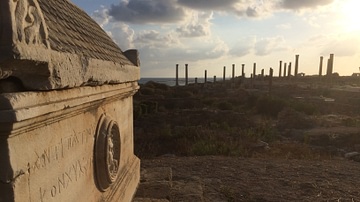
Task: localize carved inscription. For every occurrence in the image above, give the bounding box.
[28,125,95,201]
[13,0,49,47]
[30,126,94,173]
[39,157,93,201]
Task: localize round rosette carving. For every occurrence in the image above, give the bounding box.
[94,115,121,191]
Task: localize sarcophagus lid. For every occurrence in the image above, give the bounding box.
[0,0,140,91]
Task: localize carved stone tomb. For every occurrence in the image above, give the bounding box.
[0,0,140,201]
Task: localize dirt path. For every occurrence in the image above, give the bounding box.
[137,156,360,202]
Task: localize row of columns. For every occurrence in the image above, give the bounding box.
[277,55,299,78]
[175,53,335,86]
[175,63,240,86]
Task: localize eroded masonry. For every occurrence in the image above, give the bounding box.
[0,0,140,201]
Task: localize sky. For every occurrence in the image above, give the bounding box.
[71,0,360,78]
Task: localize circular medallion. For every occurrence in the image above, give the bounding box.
[94,115,121,191]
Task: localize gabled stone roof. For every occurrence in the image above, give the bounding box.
[39,0,133,65]
[0,0,140,91]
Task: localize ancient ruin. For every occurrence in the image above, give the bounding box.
[0,0,140,201]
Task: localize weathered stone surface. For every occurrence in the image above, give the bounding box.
[1,1,141,201]
[0,0,140,90]
[0,83,140,202]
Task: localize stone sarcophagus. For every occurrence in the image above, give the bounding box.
[0,0,140,201]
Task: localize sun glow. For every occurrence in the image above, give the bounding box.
[341,0,360,31]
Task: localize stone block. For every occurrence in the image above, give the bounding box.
[0,83,140,201]
[0,0,141,201]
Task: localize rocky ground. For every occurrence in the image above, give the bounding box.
[134,156,360,201]
[133,77,360,201]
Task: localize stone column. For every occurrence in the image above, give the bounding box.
[214,76,217,83]
[253,63,256,79]
[232,64,235,81]
[242,64,245,77]
[283,63,287,77]
[269,68,273,94]
[288,62,292,77]
[279,61,282,78]
[326,58,331,76]
[261,69,264,78]
[175,64,179,86]
[319,56,324,77]
[294,55,299,77]
[185,64,188,85]
[223,66,226,82]
[251,73,254,87]
[204,70,207,83]
[327,54,334,76]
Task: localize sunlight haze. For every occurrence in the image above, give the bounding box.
[71,0,360,78]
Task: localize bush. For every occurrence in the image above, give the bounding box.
[172,90,194,98]
[277,107,314,130]
[140,101,158,114]
[217,101,233,110]
[246,94,258,108]
[133,102,142,119]
[289,101,317,115]
[256,96,287,117]
[139,87,155,95]
[143,81,170,91]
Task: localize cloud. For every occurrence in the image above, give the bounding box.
[276,23,292,30]
[230,36,290,57]
[108,0,186,24]
[280,0,334,10]
[233,1,277,18]
[91,7,135,50]
[107,22,135,50]
[321,34,360,57]
[104,0,337,26]
[176,11,213,38]
[254,36,289,56]
[134,30,180,49]
[135,33,228,62]
[135,36,229,77]
[177,0,238,10]
[229,36,256,57]
[92,6,110,27]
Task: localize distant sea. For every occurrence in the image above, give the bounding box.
[139,78,208,87]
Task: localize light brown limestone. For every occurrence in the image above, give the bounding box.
[0,0,141,201]
[0,83,141,202]
[0,0,140,91]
